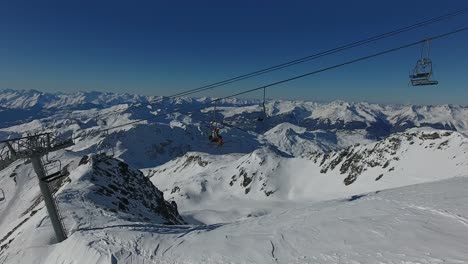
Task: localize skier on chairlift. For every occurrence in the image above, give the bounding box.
[209,127,223,146]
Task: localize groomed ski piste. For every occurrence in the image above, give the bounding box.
[0,90,468,263]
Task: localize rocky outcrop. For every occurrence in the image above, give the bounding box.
[79,154,185,225]
[308,130,458,186]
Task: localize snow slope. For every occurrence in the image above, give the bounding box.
[147,129,468,215]
[0,155,184,263]
[2,165,468,263]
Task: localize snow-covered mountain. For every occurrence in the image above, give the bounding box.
[1,89,468,263]
[1,89,467,136]
[146,129,468,209]
[0,89,156,110]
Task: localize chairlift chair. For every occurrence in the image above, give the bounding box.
[409,40,438,86]
[208,122,224,146]
[42,158,68,183]
[0,189,5,202]
[208,102,224,146]
[257,87,268,122]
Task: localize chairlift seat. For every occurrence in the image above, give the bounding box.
[411,72,430,78]
[41,170,69,183]
[411,79,439,86]
[409,40,438,87]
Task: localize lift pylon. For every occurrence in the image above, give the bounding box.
[0,133,74,243]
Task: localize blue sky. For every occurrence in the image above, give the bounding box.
[0,0,467,105]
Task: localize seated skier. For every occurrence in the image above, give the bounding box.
[209,127,223,146]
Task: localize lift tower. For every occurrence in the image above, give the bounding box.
[0,133,74,242]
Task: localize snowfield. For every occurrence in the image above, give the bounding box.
[3,160,468,263]
[0,89,468,263]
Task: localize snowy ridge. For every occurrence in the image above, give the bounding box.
[66,155,184,225]
[0,89,155,110]
[262,122,339,155]
[147,128,468,210]
[306,129,468,193]
[0,155,184,263]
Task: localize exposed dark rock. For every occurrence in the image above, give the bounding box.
[419,132,441,140]
[171,186,180,194]
[375,174,384,181]
[78,155,89,166]
[316,130,448,186]
[82,155,185,225]
[382,161,390,169]
[344,175,357,186]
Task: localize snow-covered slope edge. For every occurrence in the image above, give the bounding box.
[0,155,184,263]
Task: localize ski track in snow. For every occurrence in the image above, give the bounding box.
[387,199,468,229]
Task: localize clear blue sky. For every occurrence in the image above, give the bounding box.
[0,0,467,105]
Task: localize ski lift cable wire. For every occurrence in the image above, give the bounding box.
[66,26,468,141]
[208,27,467,102]
[155,8,468,99]
[8,8,467,140]
[159,8,468,98]
[80,8,468,120]
[18,8,468,138]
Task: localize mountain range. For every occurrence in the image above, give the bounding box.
[0,89,467,263]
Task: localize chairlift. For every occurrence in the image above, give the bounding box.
[208,103,224,146]
[257,87,268,122]
[208,123,224,146]
[42,158,68,183]
[208,126,223,146]
[409,40,438,86]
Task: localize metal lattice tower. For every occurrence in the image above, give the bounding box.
[0,133,74,243]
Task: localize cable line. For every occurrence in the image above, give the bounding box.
[211,27,468,102]
[88,8,468,120]
[65,26,467,142]
[162,8,468,99]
